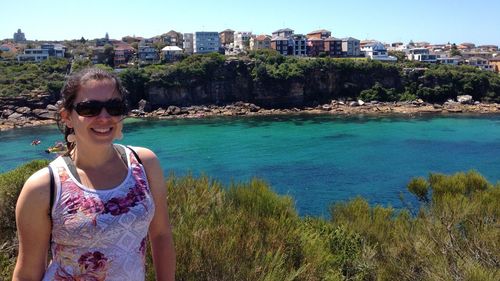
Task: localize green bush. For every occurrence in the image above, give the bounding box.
[1,161,498,280]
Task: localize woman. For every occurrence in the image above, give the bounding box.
[13,68,175,281]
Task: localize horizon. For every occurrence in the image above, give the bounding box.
[1,0,499,46]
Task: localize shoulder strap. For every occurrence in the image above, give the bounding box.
[113,144,128,165]
[62,155,81,182]
[126,145,143,165]
[48,165,55,218]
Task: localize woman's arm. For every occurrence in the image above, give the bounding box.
[136,147,176,281]
[12,168,52,281]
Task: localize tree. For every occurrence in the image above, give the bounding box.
[450,43,461,57]
[103,44,115,67]
[80,36,87,44]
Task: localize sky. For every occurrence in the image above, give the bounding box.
[1,0,499,46]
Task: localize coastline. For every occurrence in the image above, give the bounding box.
[1,101,499,131]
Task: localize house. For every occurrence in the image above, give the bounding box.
[113,44,135,66]
[306,29,331,40]
[219,29,235,46]
[489,57,500,72]
[272,28,294,38]
[193,32,220,54]
[161,30,184,48]
[96,33,111,47]
[0,43,19,53]
[271,36,290,55]
[292,34,307,56]
[324,37,342,57]
[466,57,493,71]
[41,43,65,58]
[90,47,106,64]
[476,45,499,52]
[460,51,492,59]
[17,48,49,62]
[183,33,194,54]
[17,43,66,62]
[307,38,324,57]
[138,45,159,63]
[250,35,271,50]
[122,36,142,44]
[437,56,462,65]
[13,28,26,43]
[458,42,475,50]
[342,37,361,57]
[407,48,430,60]
[234,31,253,50]
[161,46,183,61]
[361,42,397,61]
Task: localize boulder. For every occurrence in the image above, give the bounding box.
[357,99,365,106]
[8,112,23,120]
[457,95,473,104]
[16,106,31,114]
[2,109,14,118]
[167,105,181,115]
[349,101,359,107]
[138,99,152,112]
[46,104,58,111]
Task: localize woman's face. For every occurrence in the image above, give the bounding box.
[63,79,124,148]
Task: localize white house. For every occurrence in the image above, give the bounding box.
[183,33,194,54]
[361,42,397,61]
[161,46,183,61]
[17,48,49,62]
[233,31,252,50]
[193,32,220,54]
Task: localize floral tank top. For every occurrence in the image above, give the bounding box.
[43,145,155,281]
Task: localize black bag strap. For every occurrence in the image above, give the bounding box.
[62,155,80,182]
[48,165,55,219]
[126,145,143,165]
[113,144,129,165]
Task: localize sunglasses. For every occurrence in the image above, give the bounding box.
[73,99,127,117]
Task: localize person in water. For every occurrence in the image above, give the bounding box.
[13,67,175,281]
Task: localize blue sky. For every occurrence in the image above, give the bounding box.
[1,0,499,45]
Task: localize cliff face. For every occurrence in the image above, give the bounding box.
[146,59,403,109]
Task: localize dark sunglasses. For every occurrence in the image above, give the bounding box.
[73,99,127,117]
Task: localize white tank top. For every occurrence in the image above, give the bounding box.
[43,145,155,281]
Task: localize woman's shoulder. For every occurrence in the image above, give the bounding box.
[127,145,158,162]
[17,167,51,208]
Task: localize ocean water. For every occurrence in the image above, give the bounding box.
[1,114,499,216]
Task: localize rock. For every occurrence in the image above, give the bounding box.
[321,104,332,111]
[349,101,359,107]
[357,99,365,106]
[2,109,14,118]
[474,101,480,105]
[457,95,473,104]
[138,99,151,112]
[131,109,145,116]
[248,103,261,112]
[46,104,58,111]
[167,105,181,115]
[8,112,23,119]
[433,104,443,109]
[16,106,31,114]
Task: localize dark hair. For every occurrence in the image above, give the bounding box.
[56,67,128,154]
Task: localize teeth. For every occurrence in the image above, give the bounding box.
[93,128,111,133]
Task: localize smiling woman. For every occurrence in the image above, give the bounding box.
[12,68,175,281]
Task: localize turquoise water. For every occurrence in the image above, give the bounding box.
[1,114,499,216]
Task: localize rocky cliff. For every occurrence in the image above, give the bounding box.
[146,59,403,109]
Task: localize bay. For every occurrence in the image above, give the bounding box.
[1,114,499,216]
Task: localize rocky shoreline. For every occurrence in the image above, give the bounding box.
[1,99,499,131]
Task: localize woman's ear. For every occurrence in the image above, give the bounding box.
[60,109,73,128]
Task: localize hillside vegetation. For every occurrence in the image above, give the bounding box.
[1,52,499,107]
[1,160,498,280]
